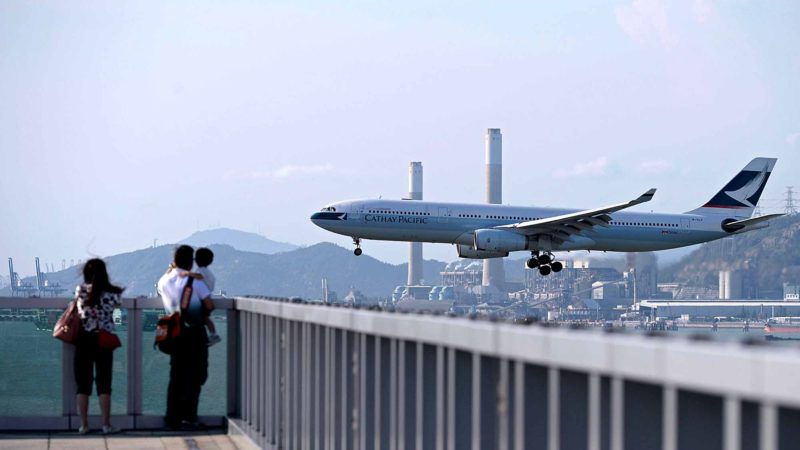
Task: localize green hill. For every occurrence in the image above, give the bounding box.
[179,228,297,254]
[661,214,800,298]
[3,243,447,299]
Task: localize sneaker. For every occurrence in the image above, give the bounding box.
[102,425,120,435]
[78,425,90,435]
[207,334,222,347]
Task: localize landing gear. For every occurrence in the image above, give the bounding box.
[354,248,363,256]
[525,252,561,275]
[526,257,540,269]
[538,253,552,265]
[353,238,363,256]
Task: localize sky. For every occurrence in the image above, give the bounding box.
[1,0,799,276]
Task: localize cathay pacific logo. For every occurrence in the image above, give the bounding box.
[311,212,348,221]
[704,163,771,209]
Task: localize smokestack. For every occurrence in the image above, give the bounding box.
[408,162,423,286]
[483,129,506,287]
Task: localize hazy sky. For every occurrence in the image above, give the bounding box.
[2,0,799,276]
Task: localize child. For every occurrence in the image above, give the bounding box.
[193,247,221,346]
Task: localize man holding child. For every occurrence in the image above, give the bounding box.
[157,245,215,430]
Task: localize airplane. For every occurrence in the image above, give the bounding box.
[310,158,783,275]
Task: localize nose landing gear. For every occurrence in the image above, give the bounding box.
[353,238,363,256]
[525,252,562,275]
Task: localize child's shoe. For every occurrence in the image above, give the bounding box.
[208,333,222,347]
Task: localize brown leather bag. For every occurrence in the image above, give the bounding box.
[53,300,81,344]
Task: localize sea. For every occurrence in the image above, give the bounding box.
[2,312,798,419]
[0,310,226,417]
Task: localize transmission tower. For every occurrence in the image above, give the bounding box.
[785,186,798,215]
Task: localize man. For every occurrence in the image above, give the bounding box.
[157,245,212,430]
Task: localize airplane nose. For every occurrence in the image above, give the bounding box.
[310,211,345,228]
[310,212,325,226]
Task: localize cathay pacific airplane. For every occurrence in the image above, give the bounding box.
[311,158,782,275]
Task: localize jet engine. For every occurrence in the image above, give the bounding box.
[721,218,742,233]
[474,229,528,253]
[456,244,508,259]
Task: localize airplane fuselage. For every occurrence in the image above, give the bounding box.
[312,199,732,253]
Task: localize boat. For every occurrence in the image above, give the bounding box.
[763,317,800,340]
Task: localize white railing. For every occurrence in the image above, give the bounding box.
[231,297,800,450]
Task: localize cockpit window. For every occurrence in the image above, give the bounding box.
[320,206,336,212]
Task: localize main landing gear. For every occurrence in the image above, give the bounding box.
[353,238,363,256]
[525,252,563,276]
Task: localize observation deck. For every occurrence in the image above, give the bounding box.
[1,296,800,450]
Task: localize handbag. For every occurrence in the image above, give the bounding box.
[98,329,122,350]
[154,277,193,354]
[53,300,81,344]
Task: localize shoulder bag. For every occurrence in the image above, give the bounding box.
[154,277,193,354]
[53,300,81,344]
[99,329,122,350]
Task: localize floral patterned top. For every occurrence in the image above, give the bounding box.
[75,284,122,333]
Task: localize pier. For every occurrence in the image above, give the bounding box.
[1,296,800,450]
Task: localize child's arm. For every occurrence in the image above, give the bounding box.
[177,271,205,281]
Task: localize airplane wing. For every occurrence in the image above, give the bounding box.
[497,189,656,242]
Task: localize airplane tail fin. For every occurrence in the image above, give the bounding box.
[687,157,777,217]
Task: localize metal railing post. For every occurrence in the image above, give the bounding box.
[127,298,143,428]
[759,403,777,450]
[724,397,741,450]
[513,361,524,450]
[226,305,239,418]
[662,386,677,450]
[588,373,601,450]
[471,354,481,450]
[548,368,559,450]
[62,342,76,428]
[611,377,624,450]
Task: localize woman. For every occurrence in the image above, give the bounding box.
[74,258,123,434]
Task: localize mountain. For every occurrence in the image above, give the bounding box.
[661,214,800,298]
[179,228,297,254]
[1,243,447,299]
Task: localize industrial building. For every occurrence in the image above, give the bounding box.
[638,300,800,320]
[785,283,800,301]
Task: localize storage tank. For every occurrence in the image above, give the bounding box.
[719,270,743,300]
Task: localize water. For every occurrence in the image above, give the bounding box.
[625,324,800,347]
[0,310,226,417]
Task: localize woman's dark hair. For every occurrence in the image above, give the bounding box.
[82,258,124,306]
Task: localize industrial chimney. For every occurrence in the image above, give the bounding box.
[408,162,423,286]
[483,129,506,287]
